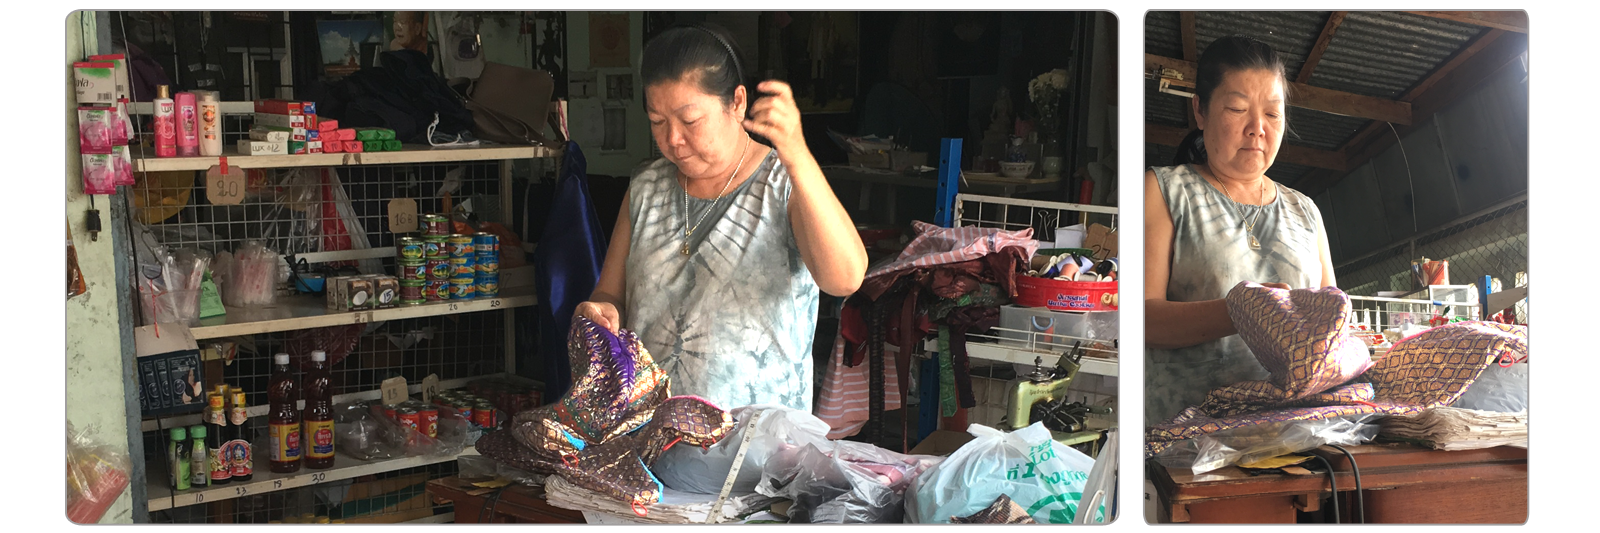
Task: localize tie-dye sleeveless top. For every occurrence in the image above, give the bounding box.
[624,150,820,412]
[1145,164,1326,425]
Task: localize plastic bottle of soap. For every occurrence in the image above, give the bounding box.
[176,91,199,157]
[198,91,223,156]
[153,85,176,157]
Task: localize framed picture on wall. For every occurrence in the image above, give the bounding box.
[779,12,859,114]
[316,17,383,79]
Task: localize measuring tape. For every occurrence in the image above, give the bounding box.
[705,410,765,524]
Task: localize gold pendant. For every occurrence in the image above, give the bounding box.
[681,242,691,255]
[1249,235,1261,250]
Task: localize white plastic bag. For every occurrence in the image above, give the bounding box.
[652,405,832,494]
[1452,360,1528,413]
[906,423,1102,524]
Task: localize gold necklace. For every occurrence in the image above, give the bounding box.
[1214,176,1269,250]
[680,136,752,255]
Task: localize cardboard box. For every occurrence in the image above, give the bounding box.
[847,151,891,169]
[236,139,287,156]
[248,127,293,143]
[254,112,306,129]
[253,99,303,115]
[1083,223,1118,260]
[909,430,976,456]
[338,473,433,523]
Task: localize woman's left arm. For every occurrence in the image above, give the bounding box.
[1315,206,1338,289]
[745,80,867,296]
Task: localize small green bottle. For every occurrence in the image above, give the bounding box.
[188,425,209,488]
[169,427,191,491]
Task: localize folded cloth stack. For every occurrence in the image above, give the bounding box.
[475,316,736,515]
[1145,282,1528,457]
[1379,406,1528,451]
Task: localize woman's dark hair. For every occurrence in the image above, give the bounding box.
[1172,35,1291,166]
[639,23,748,111]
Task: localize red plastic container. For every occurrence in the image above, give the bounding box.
[1014,277,1119,311]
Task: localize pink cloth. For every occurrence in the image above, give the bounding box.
[815,337,902,439]
[860,221,1037,299]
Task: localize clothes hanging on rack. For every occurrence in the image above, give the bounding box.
[815,222,1036,446]
[533,142,608,399]
[1144,283,1528,457]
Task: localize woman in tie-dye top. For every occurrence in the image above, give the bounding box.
[1144,36,1339,424]
[573,24,866,413]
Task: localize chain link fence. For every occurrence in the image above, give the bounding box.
[1334,198,1528,322]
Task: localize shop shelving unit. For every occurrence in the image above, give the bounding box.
[130,103,559,523]
[942,193,1120,377]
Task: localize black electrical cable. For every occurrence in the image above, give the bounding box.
[1328,445,1365,524]
[478,485,507,523]
[1309,455,1339,524]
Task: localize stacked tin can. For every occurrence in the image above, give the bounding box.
[473,232,500,297]
[446,234,477,300]
[420,214,452,302]
[395,237,426,305]
[430,390,499,431]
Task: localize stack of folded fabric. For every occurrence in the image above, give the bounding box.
[1145,282,1528,457]
[1379,407,1528,451]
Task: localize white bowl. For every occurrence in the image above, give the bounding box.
[1000,161,1035,179]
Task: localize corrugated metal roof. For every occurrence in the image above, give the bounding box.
[1285,107,1369,151]
[1310,12,1486,99]
[1194,11,1331,79]
[1146,85,1189,128]
[1144,11,1184,58]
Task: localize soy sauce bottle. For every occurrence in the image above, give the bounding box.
[303,350,336,469]
[268,353,302,473]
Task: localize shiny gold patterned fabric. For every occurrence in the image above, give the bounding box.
[553,396,735,509]
[950,494,1038,524]
[1216,283,1374,403]
[1146,303,1527,458]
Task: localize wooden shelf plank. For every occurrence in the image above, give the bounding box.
[146,448,481,512]
[132,144,559,173]
[189,287,536,340]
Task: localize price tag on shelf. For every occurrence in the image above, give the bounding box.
[206,164,245,206]
[380,376,408,406]
[388,198,419,233]
[421,374,440,403]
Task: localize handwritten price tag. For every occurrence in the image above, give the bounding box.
[388,198,419,233]
[421,374,440,403]
[380,376,408,406]
[206,165,245,205]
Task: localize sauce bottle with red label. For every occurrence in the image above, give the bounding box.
[268,353,303,473]
[303,350,335,469]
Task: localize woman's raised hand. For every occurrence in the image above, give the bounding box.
[574,301,621,333]
[743,80,808,155]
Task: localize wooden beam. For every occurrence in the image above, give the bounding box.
[1407,11,1528,33]
[1180,12,1198,61]
[1297,12,1349,84]
[1147,54,1413,125]
[1181,12,1198,128]
[1402,29,1506,102]
[1146,123,1348,171]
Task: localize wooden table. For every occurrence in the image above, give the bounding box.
[1148,443,1527,524]
[426,477,585,524]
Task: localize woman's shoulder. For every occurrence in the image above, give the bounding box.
[1149,164,1202,187]
[626,158,677,196]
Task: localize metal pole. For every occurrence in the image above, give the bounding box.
[935,138,962,228]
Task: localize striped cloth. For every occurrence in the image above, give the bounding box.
[817,222,1038,438]
[816,336,902,439]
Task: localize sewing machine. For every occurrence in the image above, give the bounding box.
[1007,343,1112,455]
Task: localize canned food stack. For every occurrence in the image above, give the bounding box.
[415,214,453,303]
[429,390,502,432]
[395,236,426,305]
[447,234,478,300]
[373,399,441,439]
[474,232,500,298]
